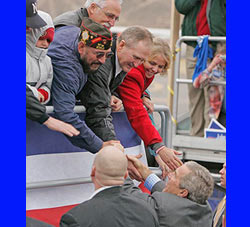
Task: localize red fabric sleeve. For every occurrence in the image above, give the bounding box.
[117,66,162,147]
[37,88,49,102]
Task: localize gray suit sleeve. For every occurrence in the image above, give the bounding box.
[151,180,166,193]
[123,178,158,209]
[60,213,80,227]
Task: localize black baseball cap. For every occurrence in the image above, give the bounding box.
[26,0,46,28]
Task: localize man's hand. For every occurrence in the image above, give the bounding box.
[43,117,80,137]
[158,146,183,171]
[126,154,152,181]
[155,155,170,180]
[142,97,154,114]
[102,140,124,151]
[110,95,123,112]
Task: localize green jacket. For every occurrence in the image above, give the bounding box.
[175,0,226,48]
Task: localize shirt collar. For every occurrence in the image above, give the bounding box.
[115,51,122,77]
[88,185,116,200]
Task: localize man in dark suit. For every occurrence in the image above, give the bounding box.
[126,155,215,227]
[60,146,159,227]
[212,162,226,227]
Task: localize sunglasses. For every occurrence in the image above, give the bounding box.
[95,51,114,59]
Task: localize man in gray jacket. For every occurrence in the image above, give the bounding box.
[53,0,122,29]
[126,155,214,227]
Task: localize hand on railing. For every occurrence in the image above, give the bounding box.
[43,117,80,137]
[110,95,123,112]
[142,97,154,114]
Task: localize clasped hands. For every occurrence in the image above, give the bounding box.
[126,147,183,181]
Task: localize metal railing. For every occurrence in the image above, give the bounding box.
[26,168,220,190]
[173,36,226,135]
[46,104,172,147]
[171,36,226,163]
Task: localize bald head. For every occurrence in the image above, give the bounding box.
[92,146,128,188]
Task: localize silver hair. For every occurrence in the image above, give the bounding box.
[117,26,153,48]
[84,0,123,8]
[179,161,214,205]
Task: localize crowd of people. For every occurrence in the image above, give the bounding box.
[26,0,226,226]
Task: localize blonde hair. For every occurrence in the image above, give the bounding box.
[147,37,171,74]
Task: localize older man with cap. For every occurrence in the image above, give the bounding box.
[48,18,120,153]
[26,0,80,137]
[124,155,214,227]
[60,146,159,227]
[53,0,122,29]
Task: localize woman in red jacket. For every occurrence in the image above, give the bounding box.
[118,38,182,178]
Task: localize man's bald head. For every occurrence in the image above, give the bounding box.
[92,146,128,188]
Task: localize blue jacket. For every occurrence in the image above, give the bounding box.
[48,25,103,153]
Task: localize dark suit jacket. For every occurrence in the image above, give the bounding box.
[26,217,55,227]
[60,186,159,227]
[123,178,213,227]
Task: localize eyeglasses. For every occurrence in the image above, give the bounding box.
[95,51,114,59]
[97,5,119,22]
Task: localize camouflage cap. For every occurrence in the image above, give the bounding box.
[79,17,112,50]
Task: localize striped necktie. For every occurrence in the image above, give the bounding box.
[213,196,226,227]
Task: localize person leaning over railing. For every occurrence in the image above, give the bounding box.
[117,38,183,179]
[48,17,121,153]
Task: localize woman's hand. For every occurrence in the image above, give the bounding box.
[155,155,170,180]
[158,146,183,170]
